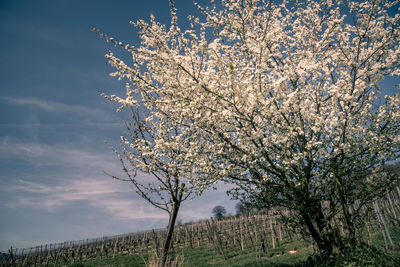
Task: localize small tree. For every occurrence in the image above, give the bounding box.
[98,3,216,266]
[212,205,227,220]
[101,106,203,267]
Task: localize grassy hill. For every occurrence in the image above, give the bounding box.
[75,220,400,267]
[3,172,400,267]
[3,208,400,267]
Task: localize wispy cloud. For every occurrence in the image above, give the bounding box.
[2,177,166,221]
[0,137,117,170]
[2,177,232,223]
[0,137,168,221]
[0,137,234,228]
[2,96,116,122]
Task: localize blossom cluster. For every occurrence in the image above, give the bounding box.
[101,0,400,204]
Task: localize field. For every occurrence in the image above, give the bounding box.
[2,186,400,266]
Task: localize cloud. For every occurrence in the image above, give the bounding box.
[0,137,169,221]
[0,96,125,131]
[0,137,118,171]
[2,96,116,122]
[2,177,166,221]
[2,177,233,223]
[0,137,235,228]
[0,136,234,251]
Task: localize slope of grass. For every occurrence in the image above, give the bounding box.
[71,225,400,267]
[67,254,145,267]
[5,205,400,267]
[66,236,313,266]
[179,237,312,267]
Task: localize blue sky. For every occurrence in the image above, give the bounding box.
[0,0,236,251]
[0,0,399,253]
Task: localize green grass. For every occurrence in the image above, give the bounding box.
[66,254,145,267]
[63,226,400,267]
[178,238,312,267]
[66,247,312,267]
[27,213,398,267]
[65,237,314,266]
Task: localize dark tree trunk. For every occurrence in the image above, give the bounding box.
[302,212,331,254]
[334,174,356,248]
[301,201,339,256]
[159,201,180,267]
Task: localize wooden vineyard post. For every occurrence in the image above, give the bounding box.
[197,226,201,248]
[59,242,65,265]
[14,247,19,266]
[387,190,398,221]
[278,221,283,243]
[127,236,133,256]
[121,235,126,256]
[205,219,227,260]
[262,215,268,238]
[32,246,38,266]
[18,248,23,266]
[252,215,260,259]
[25,247,31,266]
[234,218,241,252]
[244,216,254,249]
[373,199,394,251]
[230,219,237,248]
[270,217,276,249]
[117,236,121,256]
[77,241,83,264]
[112,237,117,259]
[126,235,130,255]
[396,186,400,201]
[187,225,193,248]
[19,248,25,266]
[50,243,55,264]
[239,217,245,253]
[70,242,75,264]
[101,237,105,258]
[44,244,50,266]
[381,198,392,224]
[85,239,89,260]
[53,244,60,267]
[95,238,99,257]
[7,247,16,267]
[151,229,160,258]
[286,225,293,242]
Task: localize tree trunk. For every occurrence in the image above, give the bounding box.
[159,201,180,267]
[334,175,356,248]
[301,206,339,256]
[302,212,326,252]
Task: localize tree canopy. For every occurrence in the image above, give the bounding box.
[212,205,227,220]
[100,0,400,257]
[235,202,249,216]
